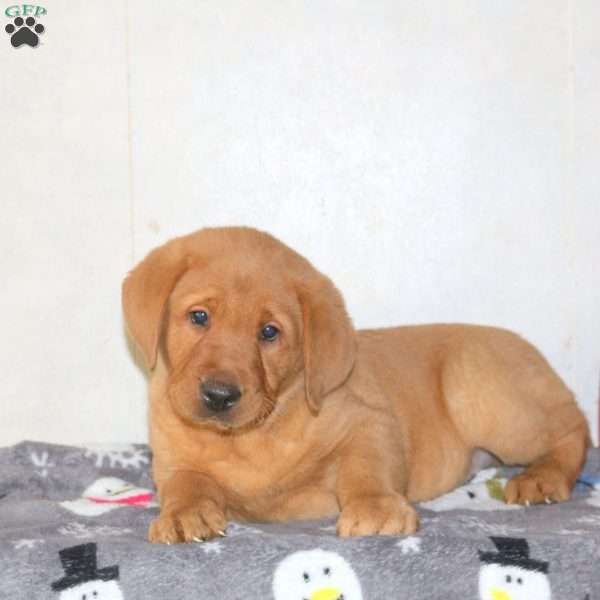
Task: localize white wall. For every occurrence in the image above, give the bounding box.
[1,1,599,446]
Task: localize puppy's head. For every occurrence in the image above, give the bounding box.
[123,227,355,431]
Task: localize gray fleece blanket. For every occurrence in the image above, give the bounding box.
[1,441,598,599]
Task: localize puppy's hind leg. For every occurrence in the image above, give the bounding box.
[471,391,588,505]
[445,331,590,506]
[503,417,590,505]
[494,391,589,505]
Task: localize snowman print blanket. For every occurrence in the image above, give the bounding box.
[0,441,598,599]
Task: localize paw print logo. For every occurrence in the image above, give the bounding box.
[5,16,45,48]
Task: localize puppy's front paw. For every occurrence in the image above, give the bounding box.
[337,494,419,537]
[148,498,228,544]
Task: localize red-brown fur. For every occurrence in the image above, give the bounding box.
[122,227,590,543]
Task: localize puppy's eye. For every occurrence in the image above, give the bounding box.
[189,310,209,326]
[260,324,279,341]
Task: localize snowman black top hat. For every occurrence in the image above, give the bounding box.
[51,543,119,592]
[479,536,549,573]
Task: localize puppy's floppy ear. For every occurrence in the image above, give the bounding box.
[122,239,189,370]
[299,276,356,413]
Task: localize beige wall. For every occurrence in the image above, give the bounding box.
[1,1,599,445]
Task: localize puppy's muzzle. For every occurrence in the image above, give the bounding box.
[201,379,242,413]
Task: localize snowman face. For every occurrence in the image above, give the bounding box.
[479,563,551,600]
[272,549,363,600]
[58,580,124,600]
[420,479,517,512]
[83,478,135,498]
[60,477,155,517]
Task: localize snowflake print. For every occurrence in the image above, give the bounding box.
[396,536,421,554]
[199,541,223,554]
[83,444,150,469]
[30,450,55,477]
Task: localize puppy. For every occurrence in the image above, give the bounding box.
[122,227,590,543]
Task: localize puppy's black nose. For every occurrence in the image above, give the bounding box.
[201,380,241,412]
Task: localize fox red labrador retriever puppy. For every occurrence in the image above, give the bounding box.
[123,227,590,543]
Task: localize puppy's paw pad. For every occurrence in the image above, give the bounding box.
[504,470,571,505]
[337,495,419,537]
